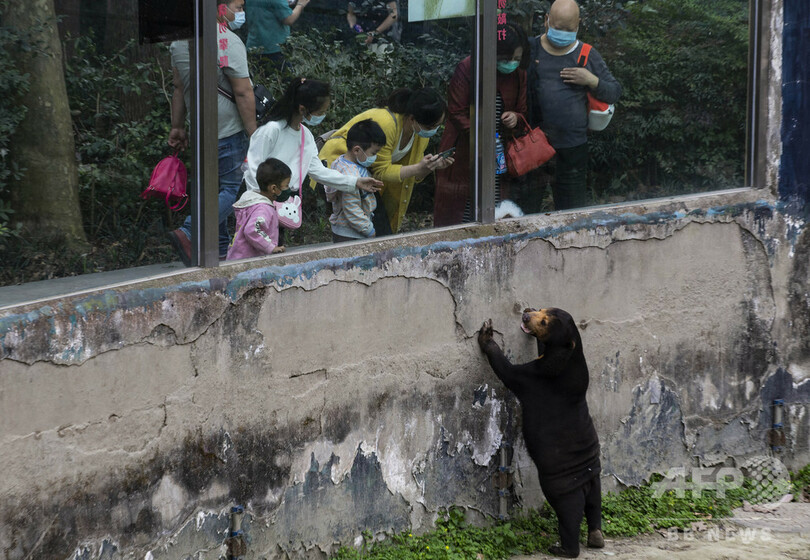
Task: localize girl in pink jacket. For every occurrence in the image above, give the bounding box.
[227,158,291,260]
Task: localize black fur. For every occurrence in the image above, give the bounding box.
[478,308,601,557]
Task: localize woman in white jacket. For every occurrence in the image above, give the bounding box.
[244,77,382,200]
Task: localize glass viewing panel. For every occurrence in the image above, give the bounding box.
[0,0,195,287]
[0,0,753,283]
[232,0,477,254]
[438,0,751,227]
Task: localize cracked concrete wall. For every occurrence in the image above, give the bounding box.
[3,3,809,554]
[2,191,809,560]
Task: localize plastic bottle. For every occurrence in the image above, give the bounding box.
[495,133,507,175]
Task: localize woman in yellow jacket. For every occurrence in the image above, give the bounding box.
[318,87,455,235]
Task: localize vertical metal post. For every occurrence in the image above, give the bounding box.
[745,0,769,189]
[473,0,497,223]
[192,0,220,267]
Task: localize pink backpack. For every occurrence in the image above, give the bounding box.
[141,153,188,211]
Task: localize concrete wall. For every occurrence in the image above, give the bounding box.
[2,190,808,559]
[2,1,809,559]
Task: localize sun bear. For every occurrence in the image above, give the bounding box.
[478,308,603,558]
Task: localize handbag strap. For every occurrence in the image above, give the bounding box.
[576,43,592,68]
[217,86,235,102]
[299,125,304,197]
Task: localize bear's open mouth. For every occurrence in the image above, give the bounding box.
[521,322,532,334]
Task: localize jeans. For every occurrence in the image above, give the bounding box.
[180,131,248,257]
[551,142,590,210]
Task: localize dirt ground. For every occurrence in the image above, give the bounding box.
[513,504,810,560]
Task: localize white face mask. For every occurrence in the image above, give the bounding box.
[228,9,246,30]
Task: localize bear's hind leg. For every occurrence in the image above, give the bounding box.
[583,476,604,548]
[545,489,585,557]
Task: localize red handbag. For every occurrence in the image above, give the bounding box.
[505,114,556,177]
[141,152,188,211]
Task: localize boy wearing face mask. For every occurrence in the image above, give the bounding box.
[325,120,387,242]
[527,0,621,211]
[227,158,291,259]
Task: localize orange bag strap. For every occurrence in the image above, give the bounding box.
[576,43,592,68]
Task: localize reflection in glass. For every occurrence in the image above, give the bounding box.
[167,0,255,266]
[246,0,475,246]
[433,22,530,227]
[505,0,749,214]
[1,0,193,285]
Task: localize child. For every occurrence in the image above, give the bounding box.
[227,158,291,260]
[326,119,386,242]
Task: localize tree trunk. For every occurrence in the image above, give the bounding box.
[7,0,87,247]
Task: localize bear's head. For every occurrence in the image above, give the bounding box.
[520,307,581,351]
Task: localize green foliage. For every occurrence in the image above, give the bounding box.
[1,36,181,284]
[587,0,749,200]
[601,474,752,536]
[330,475,765,559]
[790,464,810,499]
[64,37,181,263]
[0,7,46,240]
[1,1,753,281]
[331,506,555,560]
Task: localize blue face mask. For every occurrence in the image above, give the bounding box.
[358,150,377,168]
[416,122,439,138]
[497,60,520,74]
[547,26,577,48]
[303,113,326,126]
[228,10,246,30]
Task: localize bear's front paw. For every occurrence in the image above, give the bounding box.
[477,319,494,349]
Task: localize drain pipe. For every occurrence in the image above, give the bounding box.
[226,505,247,559]
[494,444,514,520]
[770,399,786,452]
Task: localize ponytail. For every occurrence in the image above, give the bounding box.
[265,77,331,126]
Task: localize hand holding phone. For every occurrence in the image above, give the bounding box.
[437,147,456,159]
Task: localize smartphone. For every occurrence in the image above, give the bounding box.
[437,147,456,159]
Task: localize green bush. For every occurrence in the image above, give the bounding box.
[586,0,749,201]
[791,464,810,499]
[331,506,555,560]
[64,36,182,266]
[330,473,760,559]
[0,9,45,240]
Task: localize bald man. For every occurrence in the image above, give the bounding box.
[527,0,621,211]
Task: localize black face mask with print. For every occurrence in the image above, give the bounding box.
[275,188,293,203]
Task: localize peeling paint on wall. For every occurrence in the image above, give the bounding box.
[2,192,810,559]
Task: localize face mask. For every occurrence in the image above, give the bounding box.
[275,188,292,202]
[415,122,439,138]
[228,10,246,30]
[497,60,520,74]
[358,151,377,168]
[547,26,577,48]
[303,113,326,126]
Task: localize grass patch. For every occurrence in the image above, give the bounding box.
[330,472,783,559]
